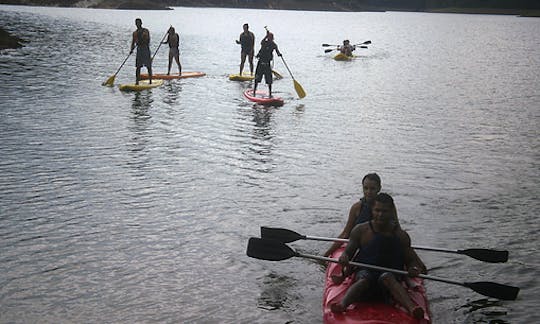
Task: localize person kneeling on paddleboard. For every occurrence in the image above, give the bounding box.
[330,193,425,320]
[253,31,281,98]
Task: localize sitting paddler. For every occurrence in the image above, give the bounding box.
[338,39,355,56]
[253,31,282,98]
[324,173,427,276]
[330,193,425,319]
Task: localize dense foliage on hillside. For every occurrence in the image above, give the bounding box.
[1,0,539,12]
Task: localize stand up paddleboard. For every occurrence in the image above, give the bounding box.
[118,79,164,91]
[229,72,255,81]
[140,72,205,80]
[243,89,284,107]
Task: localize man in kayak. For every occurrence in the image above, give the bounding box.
[130,18,152,84]
[330,193,425,319]
[338,39,355,57]
[323,173,427,276]
[236,23,255,76]
[163,26,181,76]
[253,31,281,98]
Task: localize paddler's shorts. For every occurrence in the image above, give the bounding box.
[255,61,272,84]
[136,46,151,68]
[354,269,398,302]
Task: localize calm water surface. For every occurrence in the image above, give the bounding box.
[0,5,539,323]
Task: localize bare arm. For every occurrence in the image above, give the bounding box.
[323,202,361,257]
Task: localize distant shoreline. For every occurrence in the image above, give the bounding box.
[0,1,539,17]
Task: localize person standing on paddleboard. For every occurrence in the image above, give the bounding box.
[253,31,281,98]
[163,26,181,76]
[130,18,152,85]
[236,23,255,76]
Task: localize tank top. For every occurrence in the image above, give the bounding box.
[354,221,404,270]
[355,198,373,225]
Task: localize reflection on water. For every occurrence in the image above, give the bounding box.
[257,272,297,311]
[457,298,510,323]
[0,5,538,324]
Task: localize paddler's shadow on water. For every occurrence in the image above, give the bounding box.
[162,81,182,105]
[457,298,511,324]
[131,91,154,112]
[256,271,299,312]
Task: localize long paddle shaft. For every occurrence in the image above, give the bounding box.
[102,51,132,86]
[247,238,519,301]
[325,46,368,53]
[260,226,509,263]
[279,56,306,98]
[151,27,171,61]
[322,40,372,47]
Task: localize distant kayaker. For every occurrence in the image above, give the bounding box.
[323,173,427,275]
[236,23,255,76]
[130,18,152,84]
[163,26,181,75]
[338,39,355,56]
[330,193,425,320]
[253,31,281,98]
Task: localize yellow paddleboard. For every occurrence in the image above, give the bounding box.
[229,72,254,81]
[118,79,164,91]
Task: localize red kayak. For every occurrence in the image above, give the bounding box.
[323,246,431,324]
[243,89,284,107]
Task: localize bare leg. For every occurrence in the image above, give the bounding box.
[175,55,181,75]
[331,278,370,313]
[240,52,246,75]
[135,67,141,85]
[380,273,424,319]
[248,52,254,75]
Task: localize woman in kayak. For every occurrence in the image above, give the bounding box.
[330,193,425,319]
[323,173,427,275]
[253,31,281,98]
[338,39,355,56]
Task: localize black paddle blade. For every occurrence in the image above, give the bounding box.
[246,237,296,261]
[260,227,305,243]
[324,49,334,53]
[460,249,508,263]
[465,282,520,301]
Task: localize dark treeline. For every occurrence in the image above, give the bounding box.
[1,0,539,11]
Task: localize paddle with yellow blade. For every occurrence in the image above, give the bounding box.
[102,51,132,86]
[264,26,305,98]
[279,55,306,99]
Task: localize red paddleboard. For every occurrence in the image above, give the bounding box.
[243,89,284,106]
[140,72,205,80]
[323,246,431,324]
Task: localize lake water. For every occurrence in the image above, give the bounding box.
[0,5,539,323]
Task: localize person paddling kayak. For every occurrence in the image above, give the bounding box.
[338,39,355,57]
[253,31,281,98]
[330,193,425,319]
[323,173,427,277]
